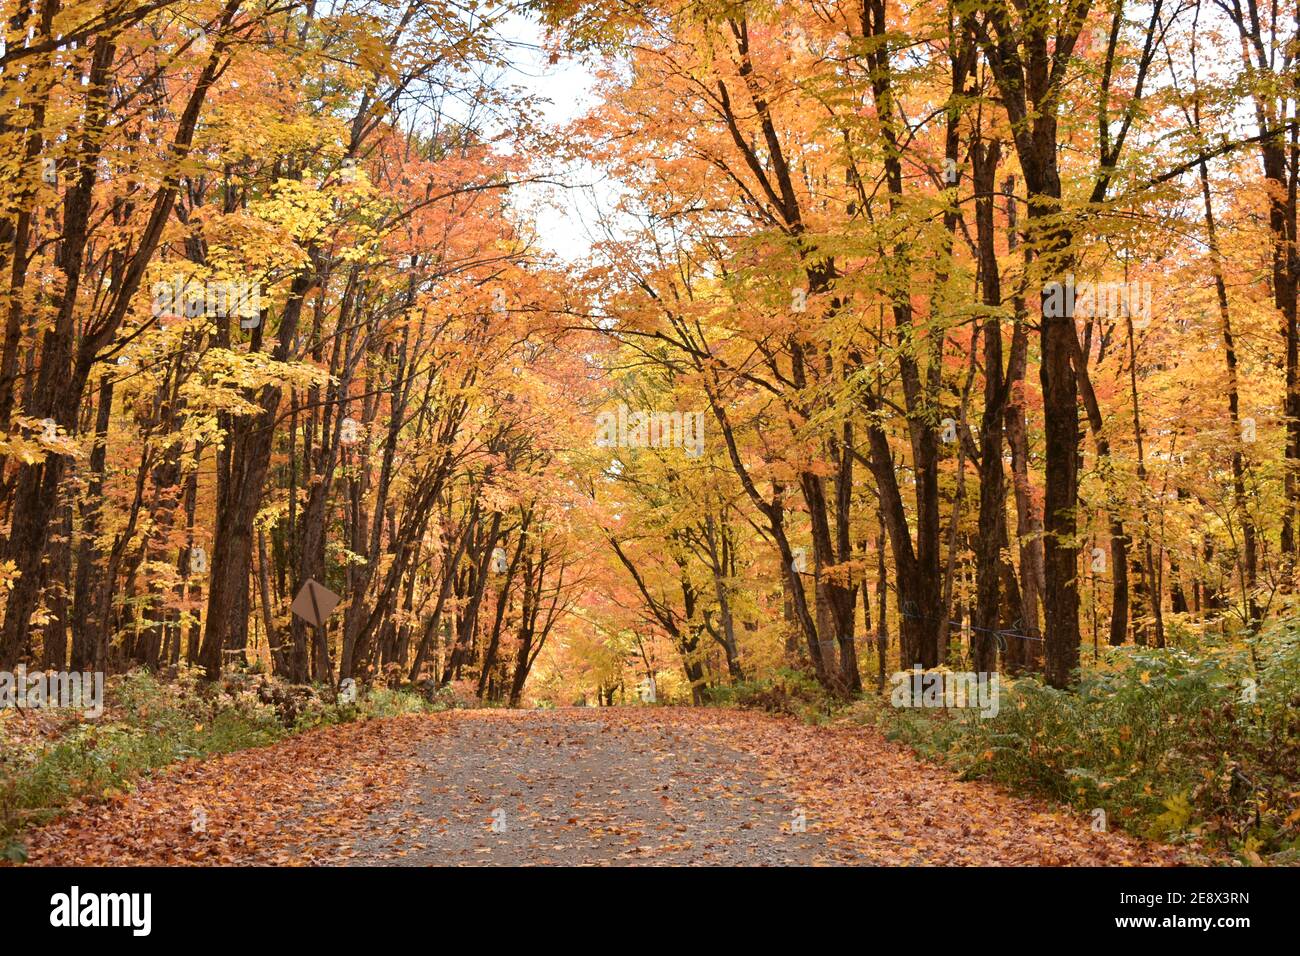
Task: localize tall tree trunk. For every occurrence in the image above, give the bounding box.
[201,270,313,678]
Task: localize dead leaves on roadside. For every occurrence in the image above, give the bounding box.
[22,714,455,866]
[619,708,1191,866]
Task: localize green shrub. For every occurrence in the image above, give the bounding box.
[711,668,836,723]
[869,622,1300,862]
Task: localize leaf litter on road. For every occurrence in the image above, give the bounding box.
[20,708,1191,866]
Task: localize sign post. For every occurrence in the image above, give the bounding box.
[290,579,343,698]
[291,578,341,629]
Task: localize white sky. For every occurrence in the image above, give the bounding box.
[495,10,610,263]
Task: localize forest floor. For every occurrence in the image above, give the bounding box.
[21,707,1192,866]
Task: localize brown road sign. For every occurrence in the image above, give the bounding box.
[291,578,341,628]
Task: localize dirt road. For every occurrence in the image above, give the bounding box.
[22,708,1187,866]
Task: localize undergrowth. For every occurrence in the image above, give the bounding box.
[859,620,1300,865]
[0,666,448,861]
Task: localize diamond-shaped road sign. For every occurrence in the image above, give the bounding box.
[291,578,341,628]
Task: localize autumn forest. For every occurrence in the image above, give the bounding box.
[1,0,1299,872]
